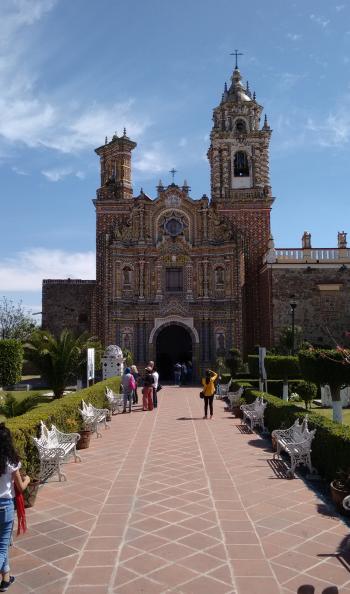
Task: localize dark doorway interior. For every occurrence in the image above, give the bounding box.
[156,325,192,380]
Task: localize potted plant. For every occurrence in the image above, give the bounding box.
[330,469,350,516]
[232,396,246,419]
[76,418,92,450]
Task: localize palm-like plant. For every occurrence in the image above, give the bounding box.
[26,329,90,398]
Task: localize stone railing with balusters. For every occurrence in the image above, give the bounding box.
[275,248,350,262]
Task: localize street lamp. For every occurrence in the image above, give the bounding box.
[290,298,297,355]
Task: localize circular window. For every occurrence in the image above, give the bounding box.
[165,218,183,237]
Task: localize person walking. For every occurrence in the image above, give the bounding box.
[152,366,159,409]
[121,367,135,413]
[180,362,187,385]
[131,365,140,404]
[142,367,154,411]
[174,362,181,386]
[201,369,218,420]
[0,423,30,592]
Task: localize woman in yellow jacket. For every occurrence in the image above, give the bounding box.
[201,369,218,419]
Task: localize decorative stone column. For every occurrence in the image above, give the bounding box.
[155,264,163,301]
[203,260,209,298]
[139,259,145,300]
[186,263,193,300]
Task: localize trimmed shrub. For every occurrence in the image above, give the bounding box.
[225,348,243,377]
[296,380,317,410]
[6,377,120,477]
[245,387,350,480]
[0,339,23,386]
[220,373,232,385]
[247,355,301,379]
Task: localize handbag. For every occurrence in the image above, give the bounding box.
[199,391,204,399]
[156,384,162,392]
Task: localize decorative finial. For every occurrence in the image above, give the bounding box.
[263,114,270,130]
[140,187,144,194]
[123,127,127,136]
[105,136,108,144]
[230,49,243,69]
[253,91,256,100]
[224,82,228,92]
[169,168,177,183]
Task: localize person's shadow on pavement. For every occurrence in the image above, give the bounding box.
[297,584,339,594]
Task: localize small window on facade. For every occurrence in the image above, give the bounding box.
[235,119,247,133]
[234,151,249,177]
[123,266,132,286]
[166,268,183,292]
[215,267,225,286]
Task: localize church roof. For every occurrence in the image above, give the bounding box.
[225,67,252,102]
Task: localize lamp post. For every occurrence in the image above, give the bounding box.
[290,298,297,355]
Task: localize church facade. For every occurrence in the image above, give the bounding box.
[42,64,350,377]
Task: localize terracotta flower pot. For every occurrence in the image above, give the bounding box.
[76,429,91,450]
[330,481,350,516]
[24,479,40,508]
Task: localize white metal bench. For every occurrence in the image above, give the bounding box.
[32,421,81,482]
[272,417,316,478]
[228,386,244,411]
[105,387,124,415]
[240,397,267,431]
[217,380,231,399]
[79,400,110,438]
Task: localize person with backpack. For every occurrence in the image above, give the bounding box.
[142,367,154,411]
[121,367,135,413]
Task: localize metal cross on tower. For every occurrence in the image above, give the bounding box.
[230,49,243,69]
[169,168,177,183]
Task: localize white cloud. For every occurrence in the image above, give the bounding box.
[287,33,301,41]
[134,142,173,176]
[310,13,330,28]
[278,72,305,91]
[179,137,187,147]
[336,4,345,11]
[12,165,28,175]
[0,248,95,291]
[306,108,350,147]
[41,167,85,181]
[0,1,150,156]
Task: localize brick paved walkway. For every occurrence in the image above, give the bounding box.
[9,387,350,593]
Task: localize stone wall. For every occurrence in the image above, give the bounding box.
[42,279,96,337]
[268,266,350,347]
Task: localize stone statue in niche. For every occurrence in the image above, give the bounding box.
[113,215,133,241]
[209,209,235,242]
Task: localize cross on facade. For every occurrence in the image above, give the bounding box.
[169,168,177,183]
[230,49,243,69]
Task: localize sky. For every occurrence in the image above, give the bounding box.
[0,0,350,314]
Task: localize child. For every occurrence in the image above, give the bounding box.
[0,423,30,592]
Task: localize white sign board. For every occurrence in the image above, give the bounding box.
[87,348,95,383]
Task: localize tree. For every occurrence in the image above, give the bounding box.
[0,297,37,341]
[265,355,301,401]
[225,348,243,378]
[278,325,303,355]
[298,349,350,423]
[296,380,317,410]
[26,329,90,398]
[122,348,133,367]
[0,339,24,386]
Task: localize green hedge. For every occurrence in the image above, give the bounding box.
[6,377,120,477]
[247,355,301,379]
[0,339,24,386]
[245,388,350,480]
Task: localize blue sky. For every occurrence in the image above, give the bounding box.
[1,0,350,313]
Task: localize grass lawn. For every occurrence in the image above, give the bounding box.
[0,389,54,422]
[312,406,350,425]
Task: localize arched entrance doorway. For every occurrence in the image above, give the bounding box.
[156,324,192,380]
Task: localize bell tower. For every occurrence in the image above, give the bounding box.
[208,60,275,350]
[208,65,272,202]
[95,129,137,201]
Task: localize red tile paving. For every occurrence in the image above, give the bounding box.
[8,387,350,593]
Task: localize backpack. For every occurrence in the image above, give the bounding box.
[129,375,136,391]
